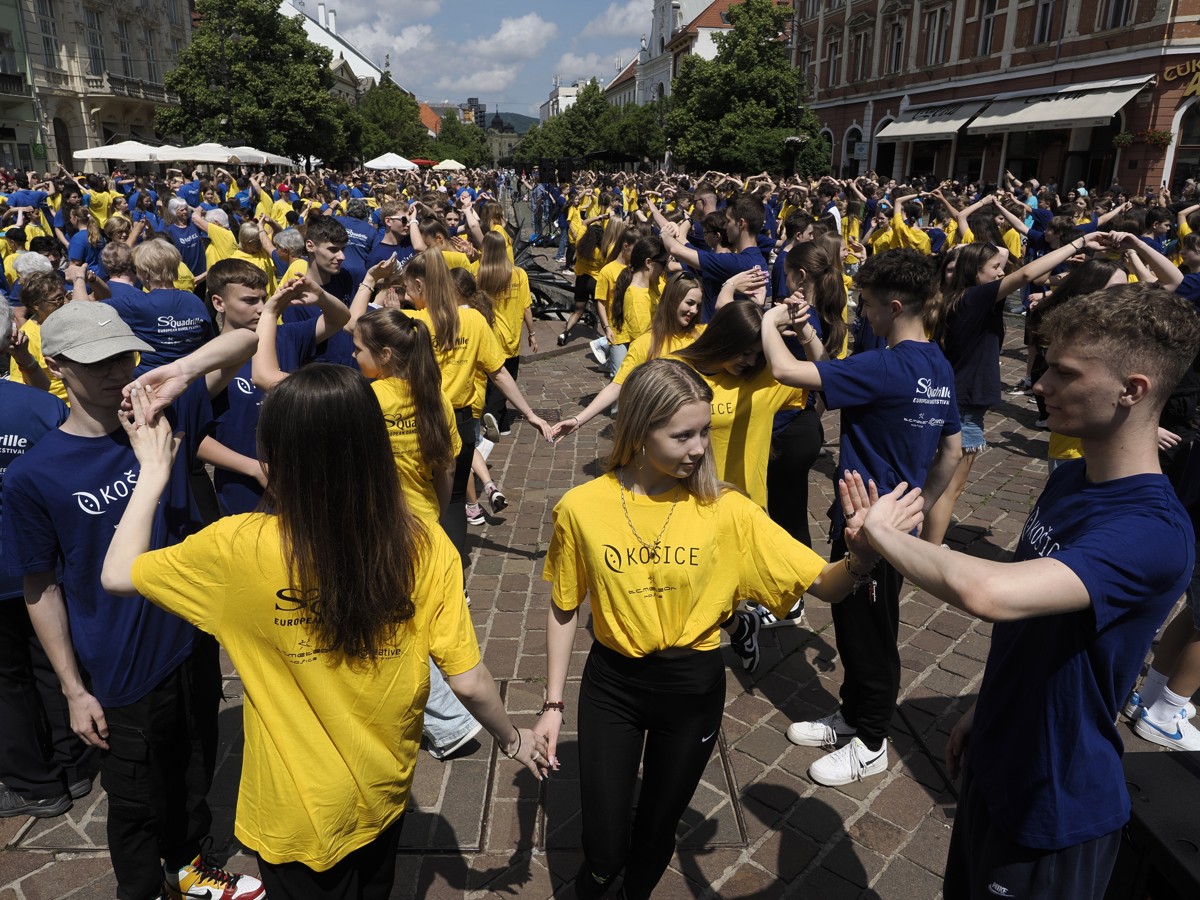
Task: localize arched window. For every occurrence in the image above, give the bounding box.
[53,117,73,167]
[1172,102,1200,190]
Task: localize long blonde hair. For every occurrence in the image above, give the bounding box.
[404,249,460,349]
[608,358,721,503]
[474,231,513,300]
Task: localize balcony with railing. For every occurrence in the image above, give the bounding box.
[0,71,31,97]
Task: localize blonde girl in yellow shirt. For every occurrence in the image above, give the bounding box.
[402,250,553,559]
[105,366,549,897]
[535,358,922,900]
[473,231,537,438]
[552,271,705,440]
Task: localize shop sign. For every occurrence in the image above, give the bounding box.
[1163,61,1200,100]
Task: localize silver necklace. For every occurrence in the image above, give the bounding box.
[618,469,681,555]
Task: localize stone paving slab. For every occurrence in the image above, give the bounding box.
[1,301,1189,899]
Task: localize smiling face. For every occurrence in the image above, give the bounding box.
[676,287,702,328]
[977,251,1007,284]
[721,344,761,377]
[643,400,710,483]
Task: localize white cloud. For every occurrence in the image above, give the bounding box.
[461,13,558,64]
[435,66,522,96]
[584,0,652,39]
[310,0,443,31]
[340,22,435,73]
[555,48,639,84]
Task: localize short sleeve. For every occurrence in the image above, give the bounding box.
[814,350,890,411]
[424,530,480,676]
[614,336,649,385]
[1,467,59,575]
[516,268,531,310]
[442,392,462,459]
[473,313,507,374]
[131,520,232,634]
[731,495,827,618]
[543,503,587,611]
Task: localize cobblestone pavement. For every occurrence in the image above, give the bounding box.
[0,280,1183,899]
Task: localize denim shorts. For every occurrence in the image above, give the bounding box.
[959,405,988,453]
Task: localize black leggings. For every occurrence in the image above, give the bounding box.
[766,406,824,547]
[576,642,724,900]
[439,407,477,566]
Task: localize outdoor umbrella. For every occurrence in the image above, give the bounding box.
[364,152,418,170]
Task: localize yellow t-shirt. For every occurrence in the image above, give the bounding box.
[270,198,293,229]
[544,473,826,656]
[370,378,460,524]
[440,249,472,271]
[1048,432,1084,461]
[280,258,308,285]
[611,284,655,346]
[85,190,120,227]
[594,259,625,307]
[131,514,477,871]
[9,319,68,402]
[204,222,238,269]
[231,248,279,295]
[490,223,514,263]
[477,266,530,358]
[890,212,931,255]
[174,262,196,293]
[613,326,707,385]
[408,307,506,409]
[675,362,807,508]
[574,245,604,278]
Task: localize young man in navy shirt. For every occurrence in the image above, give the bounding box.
[860,282,1200,900]
[757,249,962,786]
[2,302,264,900]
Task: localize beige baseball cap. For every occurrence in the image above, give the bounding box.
[40,301,152,364]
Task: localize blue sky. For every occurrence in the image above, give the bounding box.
[328,0,650,116]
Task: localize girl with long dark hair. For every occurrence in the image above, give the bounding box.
[102,366,549,897]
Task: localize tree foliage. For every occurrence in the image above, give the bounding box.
[434,113,491,168]
[514,80,665,166]
[665,0,828,174]
[159,0,349,162]
[357,72,431,161]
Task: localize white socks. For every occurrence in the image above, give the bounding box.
[1148,686,1191,728]
[1139,668,1170,708]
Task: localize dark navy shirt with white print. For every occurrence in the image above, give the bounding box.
[1,381,212,706]
[209,320,318,515]
[814,340,960,536]
[968,460,1193,850]
[103,285,214,376]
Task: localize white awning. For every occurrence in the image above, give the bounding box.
[966,76,1153,135]
[876,100,988,142]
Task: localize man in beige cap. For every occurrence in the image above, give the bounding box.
[1,301,265,900]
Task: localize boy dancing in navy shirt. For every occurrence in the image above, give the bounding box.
[860,281,1200,899]
[759,248,962,786]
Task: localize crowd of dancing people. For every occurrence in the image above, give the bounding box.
[2,159,1200,900]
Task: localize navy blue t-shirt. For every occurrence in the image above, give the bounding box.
[68,231,107,279]
[167,221,206,276]
[815,340,960,535]
[209,321,318,515]
[696,246,769,323]
[334,216,376,291]
[968,461,1194,849]
[942,279,1005,407]
[365,237,413,271]
[0,382,68,601]
[1,381,213,705]
[282,269,355,368]
[103,285,214,375]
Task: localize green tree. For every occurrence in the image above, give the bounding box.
[602,100,667,163]
[159,0,349,162]
[434,113,490,168]
[665,0,826,174]
[357,72,431,160]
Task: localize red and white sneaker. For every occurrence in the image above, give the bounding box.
[163,850,265,899]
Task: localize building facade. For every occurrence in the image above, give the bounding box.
[539,80,581,121]
[19,0,190,170]
[0,0,38,171]
[796,0,1200,193]
[636,0,708,104]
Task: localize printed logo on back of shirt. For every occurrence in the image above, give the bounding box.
[913,377,951,405]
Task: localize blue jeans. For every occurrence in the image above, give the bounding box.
[557,226,569,258]
[607,341,629,381]
[423,658,478,751]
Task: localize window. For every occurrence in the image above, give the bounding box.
[1034,0,1056,43]
[85,10,105,77]
[924,7,950,65]
[885,21,905,74]
[36,0,58,68]
[171,37,183,61]
[826,38,841,88]
[804,0,818,17]
[117,21,134,77]
[0,30,16,75]
[827,0,840,10]
[1105,0,1132,30]
[144,28,159,82]
[851,31,871,81]
[978,0,999,55]
[166,0,179,25]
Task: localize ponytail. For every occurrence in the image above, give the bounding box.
[612,235,666,332]
[405,249,460,349]
[356,309,454,471]
[450,267,494,327]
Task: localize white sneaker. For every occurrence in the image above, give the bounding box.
[808,737,888,786]
[428,722,484,760]
[1123,690,1196,722]
[787,709,856,748]
[481,413,501,442]
[1134,709,1200,751]
[588,337,609,365]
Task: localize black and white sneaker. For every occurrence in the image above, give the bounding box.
[484,482,508,513]
[748,600,805,629]
[728,609,761,673]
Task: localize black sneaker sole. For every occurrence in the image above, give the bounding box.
[0,794,72,818]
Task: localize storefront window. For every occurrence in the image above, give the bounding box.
[1173,104,1200,191]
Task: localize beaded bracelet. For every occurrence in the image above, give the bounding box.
[539,701,565,716]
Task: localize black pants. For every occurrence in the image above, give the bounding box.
[828,536,905,749]
[439,407,477,566]
[483,355,520,433]
[576,642,724,900]
[943,768,1120,900]
[0,597,94,800]
[766,407,824,547]
[103,636,222,900]
[257,815,404,900]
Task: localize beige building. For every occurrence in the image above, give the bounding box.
[20,0,190,170]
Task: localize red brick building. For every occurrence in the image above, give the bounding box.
[794,0,1200,192]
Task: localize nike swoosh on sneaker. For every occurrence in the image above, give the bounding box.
[1140,716,1183,740]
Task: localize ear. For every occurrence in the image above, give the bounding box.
[43,354,64,378]
[210,293,226,315]
[1120,373,1153,408]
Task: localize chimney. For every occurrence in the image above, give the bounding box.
[328,9,336,33]
[317,2,326,27]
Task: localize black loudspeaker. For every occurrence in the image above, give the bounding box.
[556,157,573,185]
[1104,751,1200,900]
[538,158,556,184]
